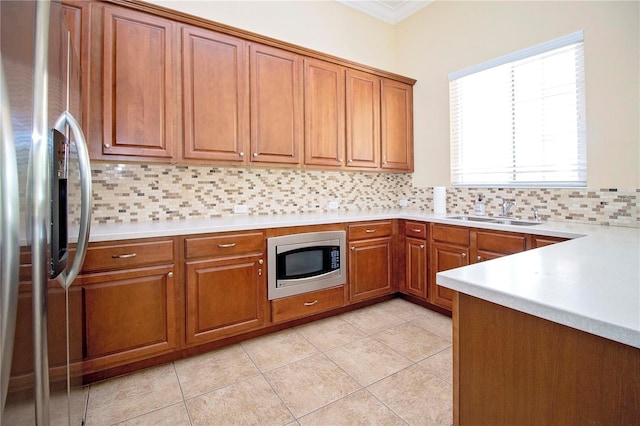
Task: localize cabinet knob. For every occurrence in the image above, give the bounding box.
[104,143,111,148]
[239,151,245,157]
[258,259,264,265]
[477,255,482,261]
[167,272,173,278]
[348,159,353,163]
[253,152,259,157]
[258,268,262,276]
[461,253,466,258]
[420,244,425,249]
[351,246,356,251]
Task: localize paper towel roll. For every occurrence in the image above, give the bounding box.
[433,186,446,215]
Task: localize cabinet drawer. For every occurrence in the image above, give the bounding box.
[348,221,393,240]
[431,224,470,246]
[81,239,174,273]
[185,231,264,259]
[271,286,345,323]
[476,231,526,255]
[405,221,427,239]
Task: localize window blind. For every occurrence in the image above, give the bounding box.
[449,31,586,187]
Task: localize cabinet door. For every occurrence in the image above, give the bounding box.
[102,6,175,159]
[430,242,468,310]
[346,69,380,169]
[186,255,266,345]
[249,43,302,164]
[406,237,428,300]
[61,0,90,130]
[182,26,248,162]
[78,265,177,373]
[304,58,345,167]
[349,237,393,302]
[381,78,413,171]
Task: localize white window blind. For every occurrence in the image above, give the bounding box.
[449,31,586,187]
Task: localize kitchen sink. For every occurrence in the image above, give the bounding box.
[446,215,542,226]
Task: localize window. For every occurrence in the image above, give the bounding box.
[449,31,586,187]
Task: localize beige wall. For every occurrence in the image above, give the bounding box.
[396,0,640,188]
[145,0,639,188]
[146,0,397,72]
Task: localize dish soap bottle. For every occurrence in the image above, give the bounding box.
[474,195,486,216]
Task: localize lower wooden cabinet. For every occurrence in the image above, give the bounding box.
[430,242,469,310]
[185,255,266,344]
[183,231,267,345]
[406,237,428,300]
[78,265,177,372]
[348,236,393,302]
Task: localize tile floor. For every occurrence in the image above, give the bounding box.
[48,298,453,425]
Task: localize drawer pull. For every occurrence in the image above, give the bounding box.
[217,243,237,248]
[112,253,136,259]
[420,244,425,249]
[304,300,319,306]
[410,228,422,233]
[365,229,376,233]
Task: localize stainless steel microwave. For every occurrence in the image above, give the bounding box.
[267,231,346,300]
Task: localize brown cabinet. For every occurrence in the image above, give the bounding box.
[531,235,568,248]
[304,58,345,167]
[181,26,249,163]
[346,69,380,169]
[249,43,302,165]
[348,221,394,302]
[62,0,91,129]
[405,221,428,300]
[429,224,527,310]
[74,238,178,374]
[184,231,267,345]
[100,5,177,160]
[381,78,413,171]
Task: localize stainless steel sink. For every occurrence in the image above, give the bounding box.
[446,215,542,226]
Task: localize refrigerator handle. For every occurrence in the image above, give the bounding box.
[0,56,20,416]
[54,111,91,289]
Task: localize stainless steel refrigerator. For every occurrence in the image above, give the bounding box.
[1,0,92,424]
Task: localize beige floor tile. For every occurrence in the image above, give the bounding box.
[4,386,88,426]
[186,375,293,426]
[373,323,451,362]
[85,364,183,425]
[409,312,453,342]
[174,344,260,398]
[242,329,319,372]
[418,347,453,385]
[264,354,361,418]
[296,316,367,351]
[298,389,406,426]
[376,298,435,321]
[368,364,452,426]
[325,337,412,386]
[117,402,191,425]
[338,304,406,334]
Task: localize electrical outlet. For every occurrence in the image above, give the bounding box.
[233,204,248,214]
[328,201,339,210]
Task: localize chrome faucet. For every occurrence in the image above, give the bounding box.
[531,206,541,222]
[500,197,516,217]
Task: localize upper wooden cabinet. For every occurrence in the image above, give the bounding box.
[304,58,345,167]
[101,5,176,159]
[381,78,413,171]
[182,26,249,163]
[249,43,303,165]
[345,69,380,169]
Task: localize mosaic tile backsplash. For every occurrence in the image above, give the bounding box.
[71,163,639,228]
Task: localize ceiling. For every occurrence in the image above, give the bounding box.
[336,0,433,25]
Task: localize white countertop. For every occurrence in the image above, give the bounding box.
[80,209,639,349]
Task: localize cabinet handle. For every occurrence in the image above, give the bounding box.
[461,253,466,258]
[420,244,425,249]
[217,243,236,248]
[365,229,376,233]
[253,152,259,157]
[410,228,422,233]
[167,272,173,278]
[112,253,136,259]
[239,151,244,157]
[304,300,318,306]
[477,255,482,261]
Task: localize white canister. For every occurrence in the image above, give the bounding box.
[433,187,446,214]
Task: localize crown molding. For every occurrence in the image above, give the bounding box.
[336,0,433,25]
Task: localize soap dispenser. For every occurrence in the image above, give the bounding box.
[474,195,486,216]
